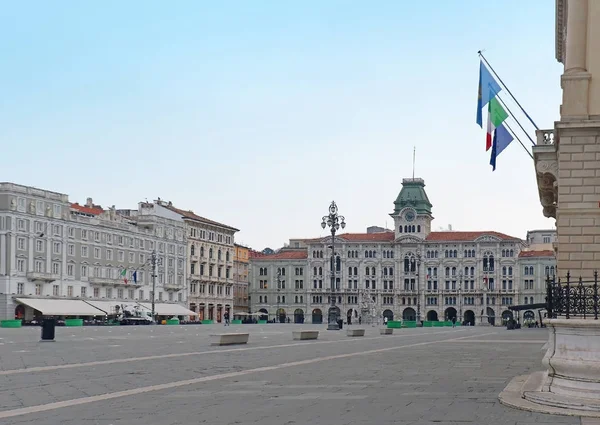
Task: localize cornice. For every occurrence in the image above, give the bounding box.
[556,0,566,63]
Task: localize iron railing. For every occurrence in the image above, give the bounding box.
[546,272,599,319]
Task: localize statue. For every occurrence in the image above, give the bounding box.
[9,199,16,210]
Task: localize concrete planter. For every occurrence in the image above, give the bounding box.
[379,328,393,335]
[346,328,365,337]
[541,319,600,400]
[0,319,22,328]
[292,330,319,340]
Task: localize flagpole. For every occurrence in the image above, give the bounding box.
[412,146,416,179]
[496,93,536,146]
[503,121,534,159]
[478,51,539,130]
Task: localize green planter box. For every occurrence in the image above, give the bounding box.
[444,321,453,327]
[432,321,444,327]
[455,322,462,326]
[1,319,22,328]
[387,320,402,328]
[402,321,417,328]
[257,320,267,324]
[422,321,433,327]
[201,320,214,324]
[65,319,83,327]
[166,318,180,325]
[231,320,242,324]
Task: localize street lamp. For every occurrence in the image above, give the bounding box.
[321,201,346,331]
[276,269,282,323]
[415,251,422,324]
[458,271,463,324]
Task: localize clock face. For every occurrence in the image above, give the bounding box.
[405,211,415,222]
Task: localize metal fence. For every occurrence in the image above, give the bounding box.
[546,272,599,320]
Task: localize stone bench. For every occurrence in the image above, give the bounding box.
[379,328,393,335]
[210,333,250,346]
[292,330,319,340]
[346,328,365,337]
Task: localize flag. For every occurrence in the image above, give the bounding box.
[489,123,514,171]
[486,96,508,151]
[120,268,128,284]
[132,270,137,284]
[476,61,502,128]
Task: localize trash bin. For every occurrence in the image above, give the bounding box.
[41,318,56,341]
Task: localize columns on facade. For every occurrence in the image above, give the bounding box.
[10,234,16,273]
[46,237,51,272]
[561,0,591,119]
[28,235,33,271]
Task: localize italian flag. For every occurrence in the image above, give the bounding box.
[486,96,508,151]
[120,268,128,284]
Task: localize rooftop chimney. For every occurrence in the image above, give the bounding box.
[85,198,93,207]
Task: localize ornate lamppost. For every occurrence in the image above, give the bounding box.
[458,271,463,324]
[415,251,422,324]
[321,201,346,331]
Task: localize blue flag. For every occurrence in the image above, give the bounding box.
[476,61,502,128]
[495,123,513,157]
[133,270,137,283]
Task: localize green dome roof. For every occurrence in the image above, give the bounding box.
[391,178,433,215]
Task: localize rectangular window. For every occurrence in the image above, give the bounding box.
[94,247,101,259]
[129,252,135,263]
[93,287,100,298]
[35,260,43,273]
[17,283,24,294]
[35,284,42,295]
[17,237,25,250]
[53,285,59,296]
[106,288,112,298]
[36,240,44,252]
[67,264,74,276]
[68,244,75,256]
[107,249,113,260]
[81,287,87,297]
[81,246,88,257]
[53,242,61,254]
[67,286,73,297]
[52,262,60,274]
[81,265,87,277]
[81,229,88,240]
[117,288,123,299]
[17,259,25,272]
[17,219,25,230]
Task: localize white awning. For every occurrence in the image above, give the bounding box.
[137,302,195,316]
[15,298,106,316]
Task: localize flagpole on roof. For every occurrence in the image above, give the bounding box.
[478,51,539,131]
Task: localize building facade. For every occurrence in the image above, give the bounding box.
[250,178,557,326]
[0,183,189,320]
[233,244,250,315]
[162,203,238,323]
[533,0,600,279]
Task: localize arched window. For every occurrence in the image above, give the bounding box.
[501,249,506,257]
[371,266,376,276]
[209,248,213,258]
[295,295,298,303]
[399,226,403,233]
[445,250,449,258]
[470,267,474,276]
[508,266,513,276]
[445,267,450,277]
[353,267,358,275]
[200,246,204,257]
[389,267,394,276]
[383,267,388,276]
[502,266,507,275]
[365,267,370,276]
[365,251,368,258]
[411,225,416,232]
[314,267,317,275]
[417,225,421,232]
[463,250,467,257]
[226,251,230,261]
[550,266,555,276]
[545,266,550,276]
[191,245,195,256]
[348,266,352,275]
[218,250,222,260]
[318,267,322,275]
[282,296,285,303]
[464,267,469,276]
[453,250,457,258]
[452,267,456,276]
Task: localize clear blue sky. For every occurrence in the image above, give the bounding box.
[1,0,561,250]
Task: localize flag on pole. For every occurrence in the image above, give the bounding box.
[133,270,137,284]
[120,268,128,284]
[476,61,502,128]
[486,96,508,151]
[489,123,514,171]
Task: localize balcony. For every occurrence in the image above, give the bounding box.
[164,283,184,291]
[89,277,121,286]
[26,271,58,282]
[533,129,558,219]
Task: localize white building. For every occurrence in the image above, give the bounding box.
[0,183,193,321]
[249,178,556,326]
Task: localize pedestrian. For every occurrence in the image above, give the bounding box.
[224,311,230,326]
[451,316,456,328]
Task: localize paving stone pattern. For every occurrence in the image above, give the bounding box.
[0,324,583,425]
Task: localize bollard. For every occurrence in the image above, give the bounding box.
[40,318,56,342]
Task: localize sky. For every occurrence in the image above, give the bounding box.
[1,0,561,250]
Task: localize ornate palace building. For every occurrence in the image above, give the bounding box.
[249,178,556,326]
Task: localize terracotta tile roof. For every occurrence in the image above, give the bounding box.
[164,205,239,232]
[249,250,267,259]
[251,250,308,261]
[518,250,555,258]
[425,231,520,242]
[70,203,103,216]
[303,231,519,243]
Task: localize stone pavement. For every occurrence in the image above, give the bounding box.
[0,324,584,424]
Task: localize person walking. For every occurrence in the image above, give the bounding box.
[224,311,230,326]
[451,316,456,328]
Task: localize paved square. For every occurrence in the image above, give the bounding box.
[0,324,582,424]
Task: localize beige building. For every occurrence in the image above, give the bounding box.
[233,243,250,316]
[161,203,238,323]
[534,0,600,279]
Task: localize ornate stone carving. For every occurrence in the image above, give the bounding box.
[535,160,558,177]
[474,235,502,243]
[9,198,16,210]
[396,236,421,244]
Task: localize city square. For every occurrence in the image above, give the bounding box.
[0,324,585,425]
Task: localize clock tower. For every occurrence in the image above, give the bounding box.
[390,178,434,240]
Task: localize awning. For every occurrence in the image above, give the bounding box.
[137,302,195,316]
[15,298,106,316]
